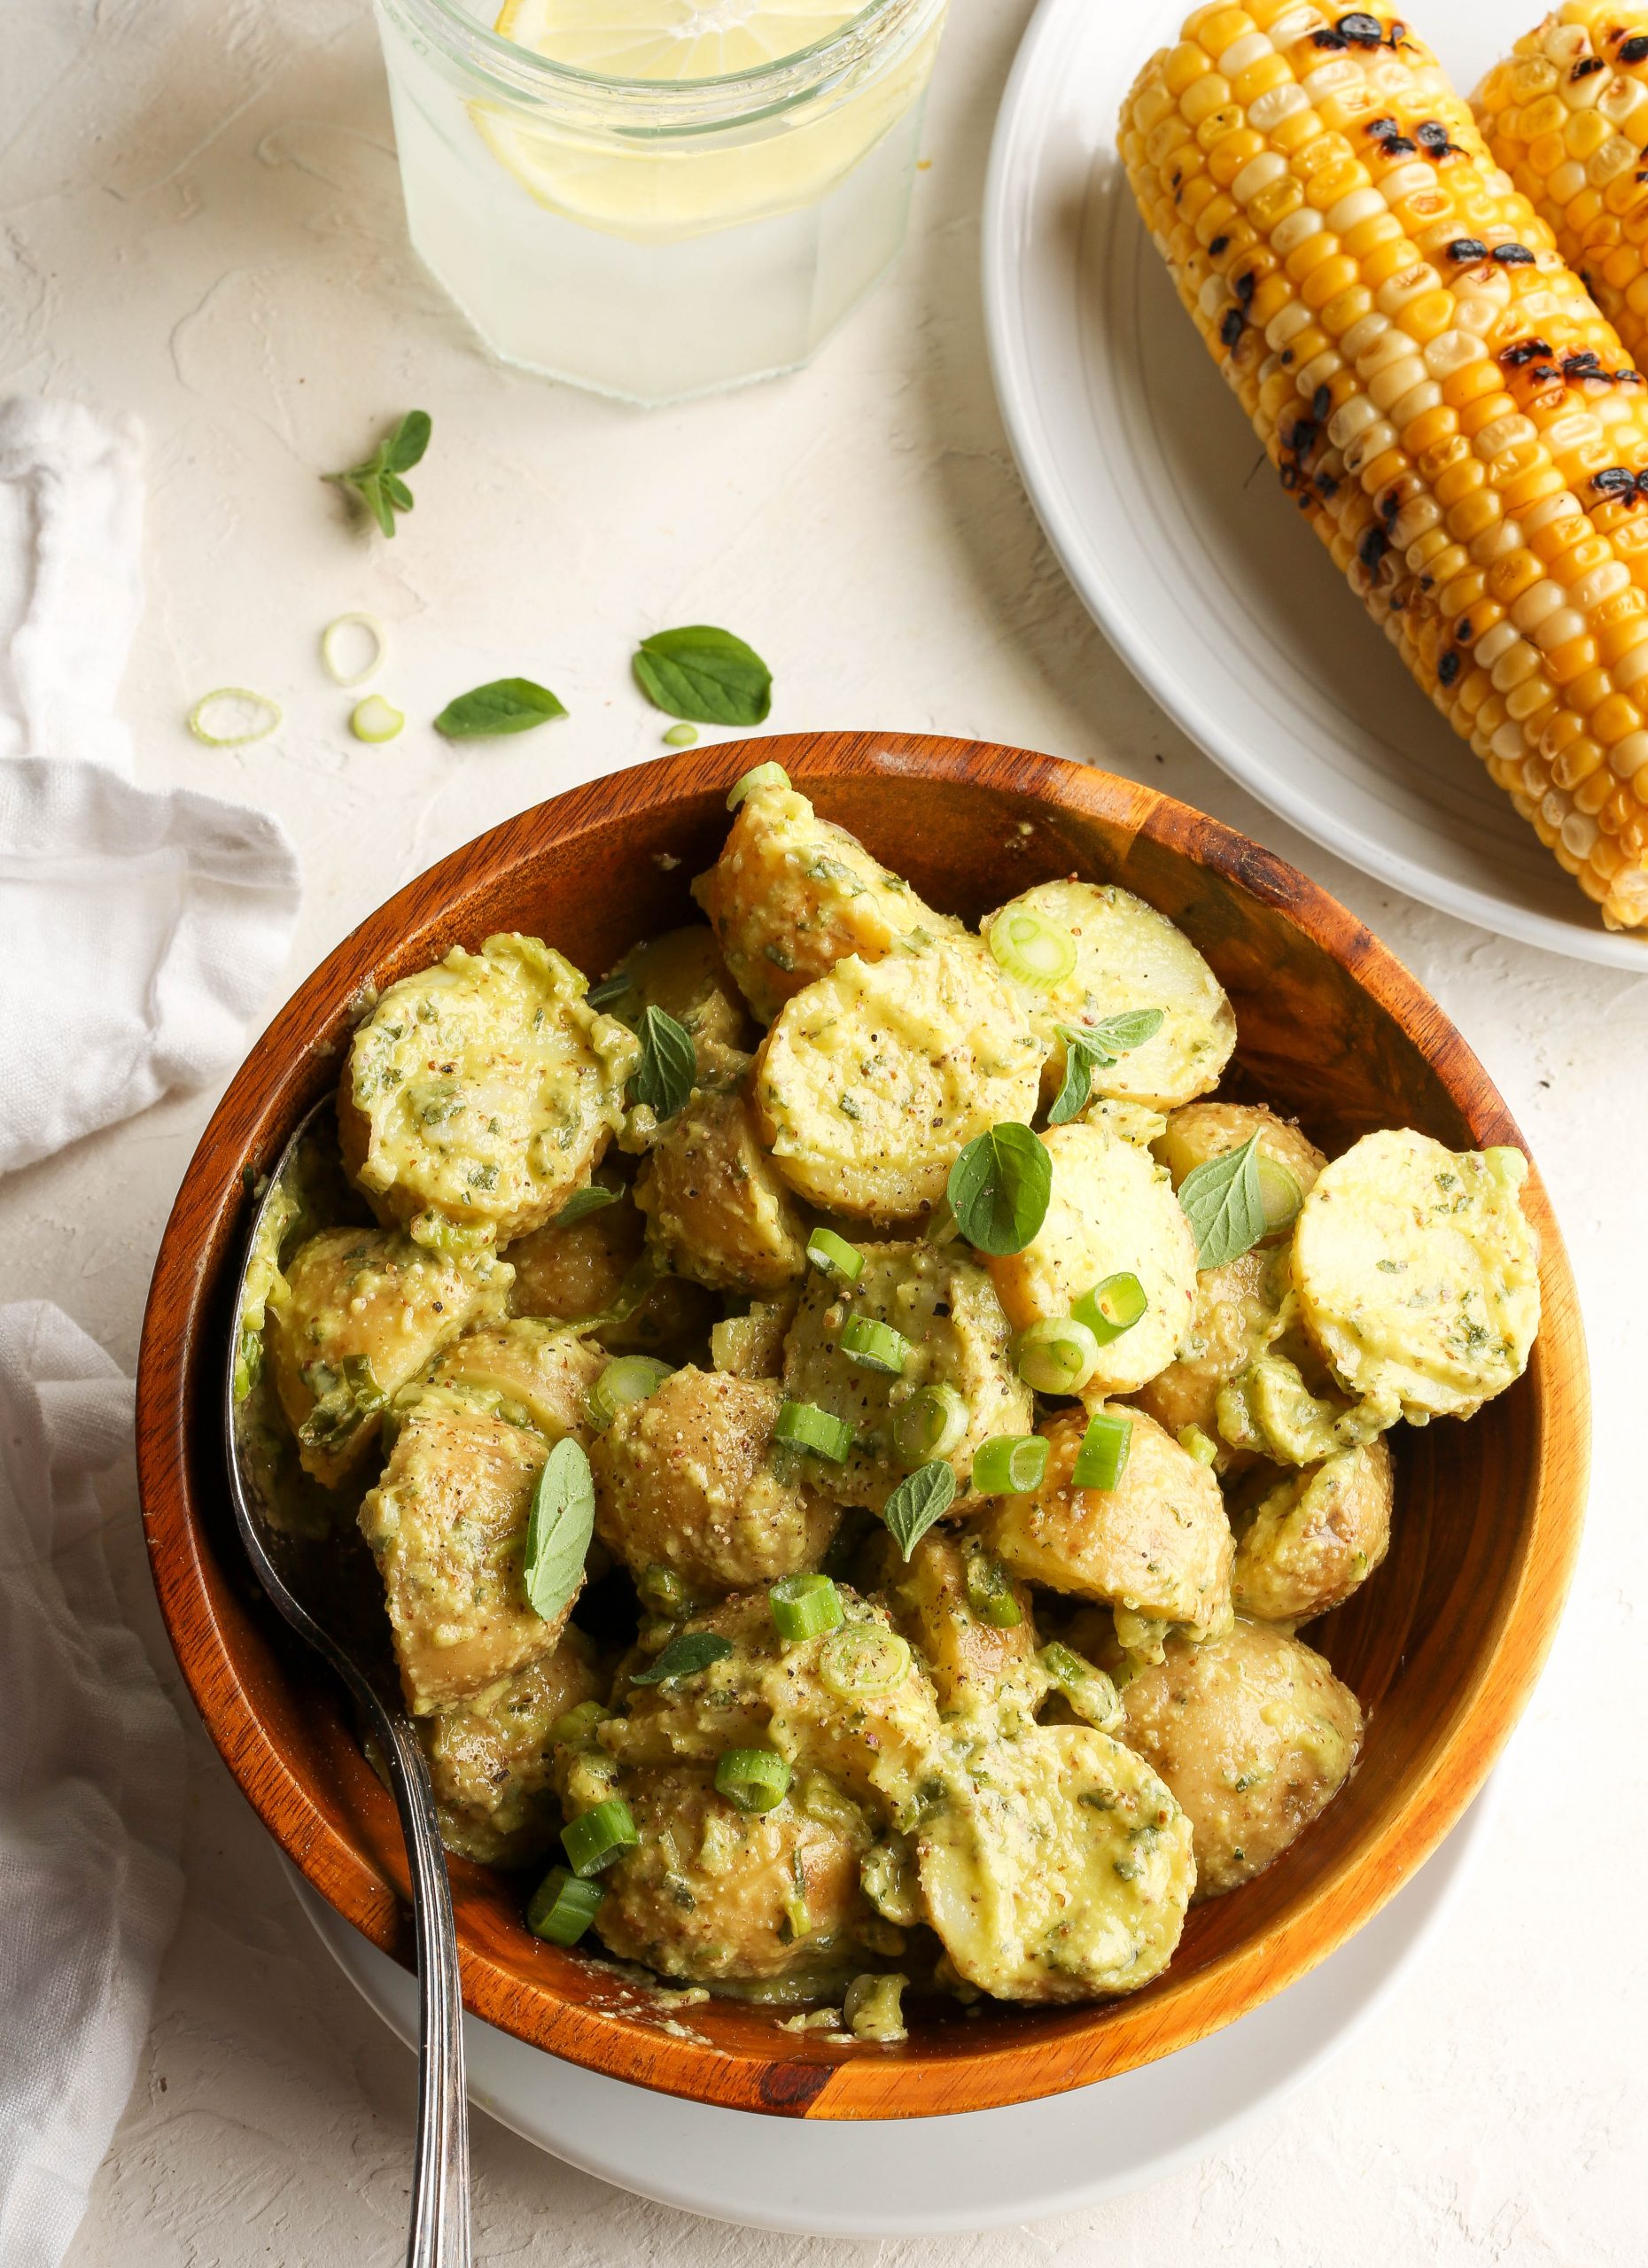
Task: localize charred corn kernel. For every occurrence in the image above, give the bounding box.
[1124,2,1648,928]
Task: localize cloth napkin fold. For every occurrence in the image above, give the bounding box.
[0,395,302,1172]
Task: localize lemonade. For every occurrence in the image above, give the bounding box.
[372,0,949,401]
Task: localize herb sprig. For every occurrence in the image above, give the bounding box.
[633,625,773,726]
[1047,1009,1166,1125]
[523,1438,595,1620]
[323,410,431,538]
[630,1004,697,1121]
[1178,1133,1266,1270]
[632,1631,735,1686]
[882,1462,958,1559]
[434,679,567,738]
[946,1123,1053,1255]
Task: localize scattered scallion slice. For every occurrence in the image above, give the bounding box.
[970,1433,1049,1495]
[988,907,1077,988]
[1072,1409,1132,1493]
[836,1314,912,1376]
[350,694,404,743]
[662,722,699,747]
[320,610,387,687]
[773,1399,854,1462]
[186,688,282,747]
[526,1866,605,1946]
[1178,1423,1219,1466]
[587,1355,672,1433]
[550,1700,607,1744]
[892,1382,968,1467]
[561,1799,639,1878]
[714,1746,792,1814]
[770,1572,844,1642]
[1256,1155,1304,1239]
[806,1226,863,1284]
[638,1563,690,1619]
[1014,1317,1101,1395]
[1038,1642,1123,1731]
[965,1549,1022,1629]
[819,1625,913,1700]
[726,759,789,810]
[1070,1271,1148,1346]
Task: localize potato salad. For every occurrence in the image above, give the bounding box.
[242,764,1541,2035]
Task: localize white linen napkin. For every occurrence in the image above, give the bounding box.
[0,1301,185,2268]
[0,395,302,1172]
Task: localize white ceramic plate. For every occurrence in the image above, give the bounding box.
[290,1784,1492,2238]
[982,0,1648,969]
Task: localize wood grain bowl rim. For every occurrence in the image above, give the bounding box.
[136,732,1590,2122]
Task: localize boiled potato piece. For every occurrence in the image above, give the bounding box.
[983,1407,1232,1632]
[506,1195,719,1363]
[339,933,638,1247]
[987,1123,1198,1397]
[604,1588,943,1826]
[711,1295,797,1380]
[1118,1619,1363,1898]
[867,1530,1043,1729]
[756,939,1042,1220]
[1232,1439,1393,1625]
[591,1368,839,1596]
[422,1631,602,1867]
[266,1227,510,1487]
[588,1763,873,1986]
[692,777,960,1022]
[635,1067,809,1295]
[781,1241,1032,1516]
[916,1726,1193,2001]
[603,924,751,1052]
[1131,1244,1289,1463]
[423,1317,604,1443]
[1293,1131,1540,1423]
[359,1391,578,1714]
[981,880,1234,1112]
[1153,1102,1325,1235]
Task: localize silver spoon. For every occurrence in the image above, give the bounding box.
[224,1096,470,2268]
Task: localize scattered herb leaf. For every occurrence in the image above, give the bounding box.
[632,1630,735,1686]
[524,1438,595,1620]
[433,678,568,738]
[1047,1009,1165,1124]
[630,1003,696,1120]
[633,625,773,726]
[556,1183,622,1225]
[323,410,431,537]
[1178,1132,1267,1269]
[946,1123,1053,1255]
[882,1462,958,1559]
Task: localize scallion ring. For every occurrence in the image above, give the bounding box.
[550,1700,608,1744]
[186,687,282,747]
[526,1865,605,1946]
[1072,1409,1132,1493]
[714,1746,792,1814]
[892,1382,968,1467]
[970,1433,1050,1495]
[726,759,790,810]
[964,1550,1022,1629]
[1178,1423,1219,1467]
[1070,1271,1148,1346]
[1014,1317,1101,1395]
[638,1564,690,1619]
[836,1314,912,1376]
[806,1226,864,1284]
[349,694,404,743]
[819,1625,913,1700]
[560,1797,640,1878]
[662,721,699,747]
[988,907,1077,989]
[1256,1156,1303,1238]
[320,610,388,687]
[770,1572,845,1642]
[773,1399,854,1462]
[587,1355,672,1433]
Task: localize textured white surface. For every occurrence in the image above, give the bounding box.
[2,0,1643,2257]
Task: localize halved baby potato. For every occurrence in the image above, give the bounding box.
[1231,1437,1394,1625]
[983,1405,1232,1632]
[340,933,638,1247]
[266,1226,511,1487]
[1152,1101,1326,1239]
[981,880,1235,1112]
[1292,1130,1540,1424]
[421,1317,605,1443]
[636,1063,810,1296]
[421,1630,602,1868]
[1130,1243,1289,1462]
[1118,1619,1363,1898]
[867,1528,1043,1728]
[986,1122,1198,1398]
[591,1367,839,1596]
[916,1725,1194,2001]
[602,923,752,1053]
[693,777,960,1023]
[756,939,1043,1220]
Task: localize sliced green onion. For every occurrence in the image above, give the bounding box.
[727,759,790,810]
[561,1798,640,1878]
[892,1382,968,1468]
[965,1550,1022,1629]
[773,1400,854,1462]
[320,610,387,687]
[551,1700,608,1744]
[1072,1410,1132,1493]
[638,1564,690,1619]
[587,1355,672,1432]
[1178,1423,1219,1467]
[925,1198,961,1246]
[662,721,699,747]
[714,1746,792,1814]
[1256,1157,1303,1238]
[350,694,404,743]
[806,1226,864,1284]
[1070,1271,1149,1346]
[770,1572,845,1642]
[1014,1317,1101,1395]
[820,1625,913,1700]
[971,1433,1049,1495]
[988,908,1077,989]
[186,687,282,747]
[526,1865,605,1946]
[1039,1642,1123,1731]
[837,1315,912,1376]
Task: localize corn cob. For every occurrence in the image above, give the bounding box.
[1121,2,1648,929]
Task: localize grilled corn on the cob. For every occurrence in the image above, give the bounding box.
[1122,2,1648,929]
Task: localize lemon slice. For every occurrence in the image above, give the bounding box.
[493,0,860,82]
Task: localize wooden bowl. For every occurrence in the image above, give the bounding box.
[136,733,1589,2120]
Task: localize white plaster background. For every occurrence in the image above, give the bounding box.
[2,0,1643,2258]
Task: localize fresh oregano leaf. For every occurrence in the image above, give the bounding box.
[1047,1009,1166,1126]
[882,1462,958,1560]
[524,1437,595,1620]
[633,625,773,726]
[1178,1132,1267,1270]
[433,678,568,738]
[586,972,634,1013]
[556,1182,622,1226]
[631,1630,735,1686]
[323,410,431,537]
[630,1003,696,1120]
[946,1123,1053,1256]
